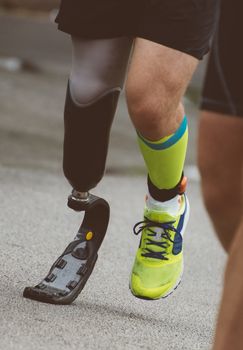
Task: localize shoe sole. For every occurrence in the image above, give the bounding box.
[23,254,98,305]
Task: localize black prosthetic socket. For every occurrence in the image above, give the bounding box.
[63,84,120,192]
[23,194,110,305]
[148,173,185,202]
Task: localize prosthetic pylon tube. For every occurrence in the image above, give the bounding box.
[23,193,110,305]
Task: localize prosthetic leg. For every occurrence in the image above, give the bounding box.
[23,36,133,304]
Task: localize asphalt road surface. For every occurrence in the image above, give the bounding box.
[0,11,226,350]
[0,166,225,350]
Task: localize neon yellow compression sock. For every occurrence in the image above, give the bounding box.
[137,116,188,196]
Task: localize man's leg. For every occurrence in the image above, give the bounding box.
[198,0,243,345]
[126,39,197,191]
[125,38,198,299]
[198,112,243,252]
[23,36,133,304]
[213,172,243,350]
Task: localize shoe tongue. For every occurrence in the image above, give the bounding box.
[144,206,173,223]
[145,194,180,223]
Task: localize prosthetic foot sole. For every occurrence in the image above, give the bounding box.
[23,194,110,305]
[23,254,98,305]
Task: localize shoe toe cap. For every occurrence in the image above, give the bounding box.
[130,260,183,299]
[130,273,172,299]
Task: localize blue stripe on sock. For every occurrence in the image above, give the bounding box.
[138,116,188,151]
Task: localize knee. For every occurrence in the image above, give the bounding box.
[199,159,236,221]
[201,182,226,219]
[125,75,184,135]
[126,85,159,126]
[199,157,223,213]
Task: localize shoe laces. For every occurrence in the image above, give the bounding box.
[133,217,180,260]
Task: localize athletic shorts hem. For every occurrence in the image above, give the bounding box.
[55,0,218,61]
[56,22,209,60]
[201,98,243,117]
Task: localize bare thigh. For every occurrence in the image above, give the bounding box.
[127,38,198,93]
[125,38,198,137]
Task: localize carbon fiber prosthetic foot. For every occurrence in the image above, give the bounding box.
[23,87,116,305]
[23,191,110,304]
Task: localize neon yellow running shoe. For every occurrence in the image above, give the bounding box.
[130,193,190,300]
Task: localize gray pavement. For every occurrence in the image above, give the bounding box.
[0,11,226,350]
[0,167,225,350]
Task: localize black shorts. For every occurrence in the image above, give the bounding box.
[55,0,219,60]
[201,0,243,117]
